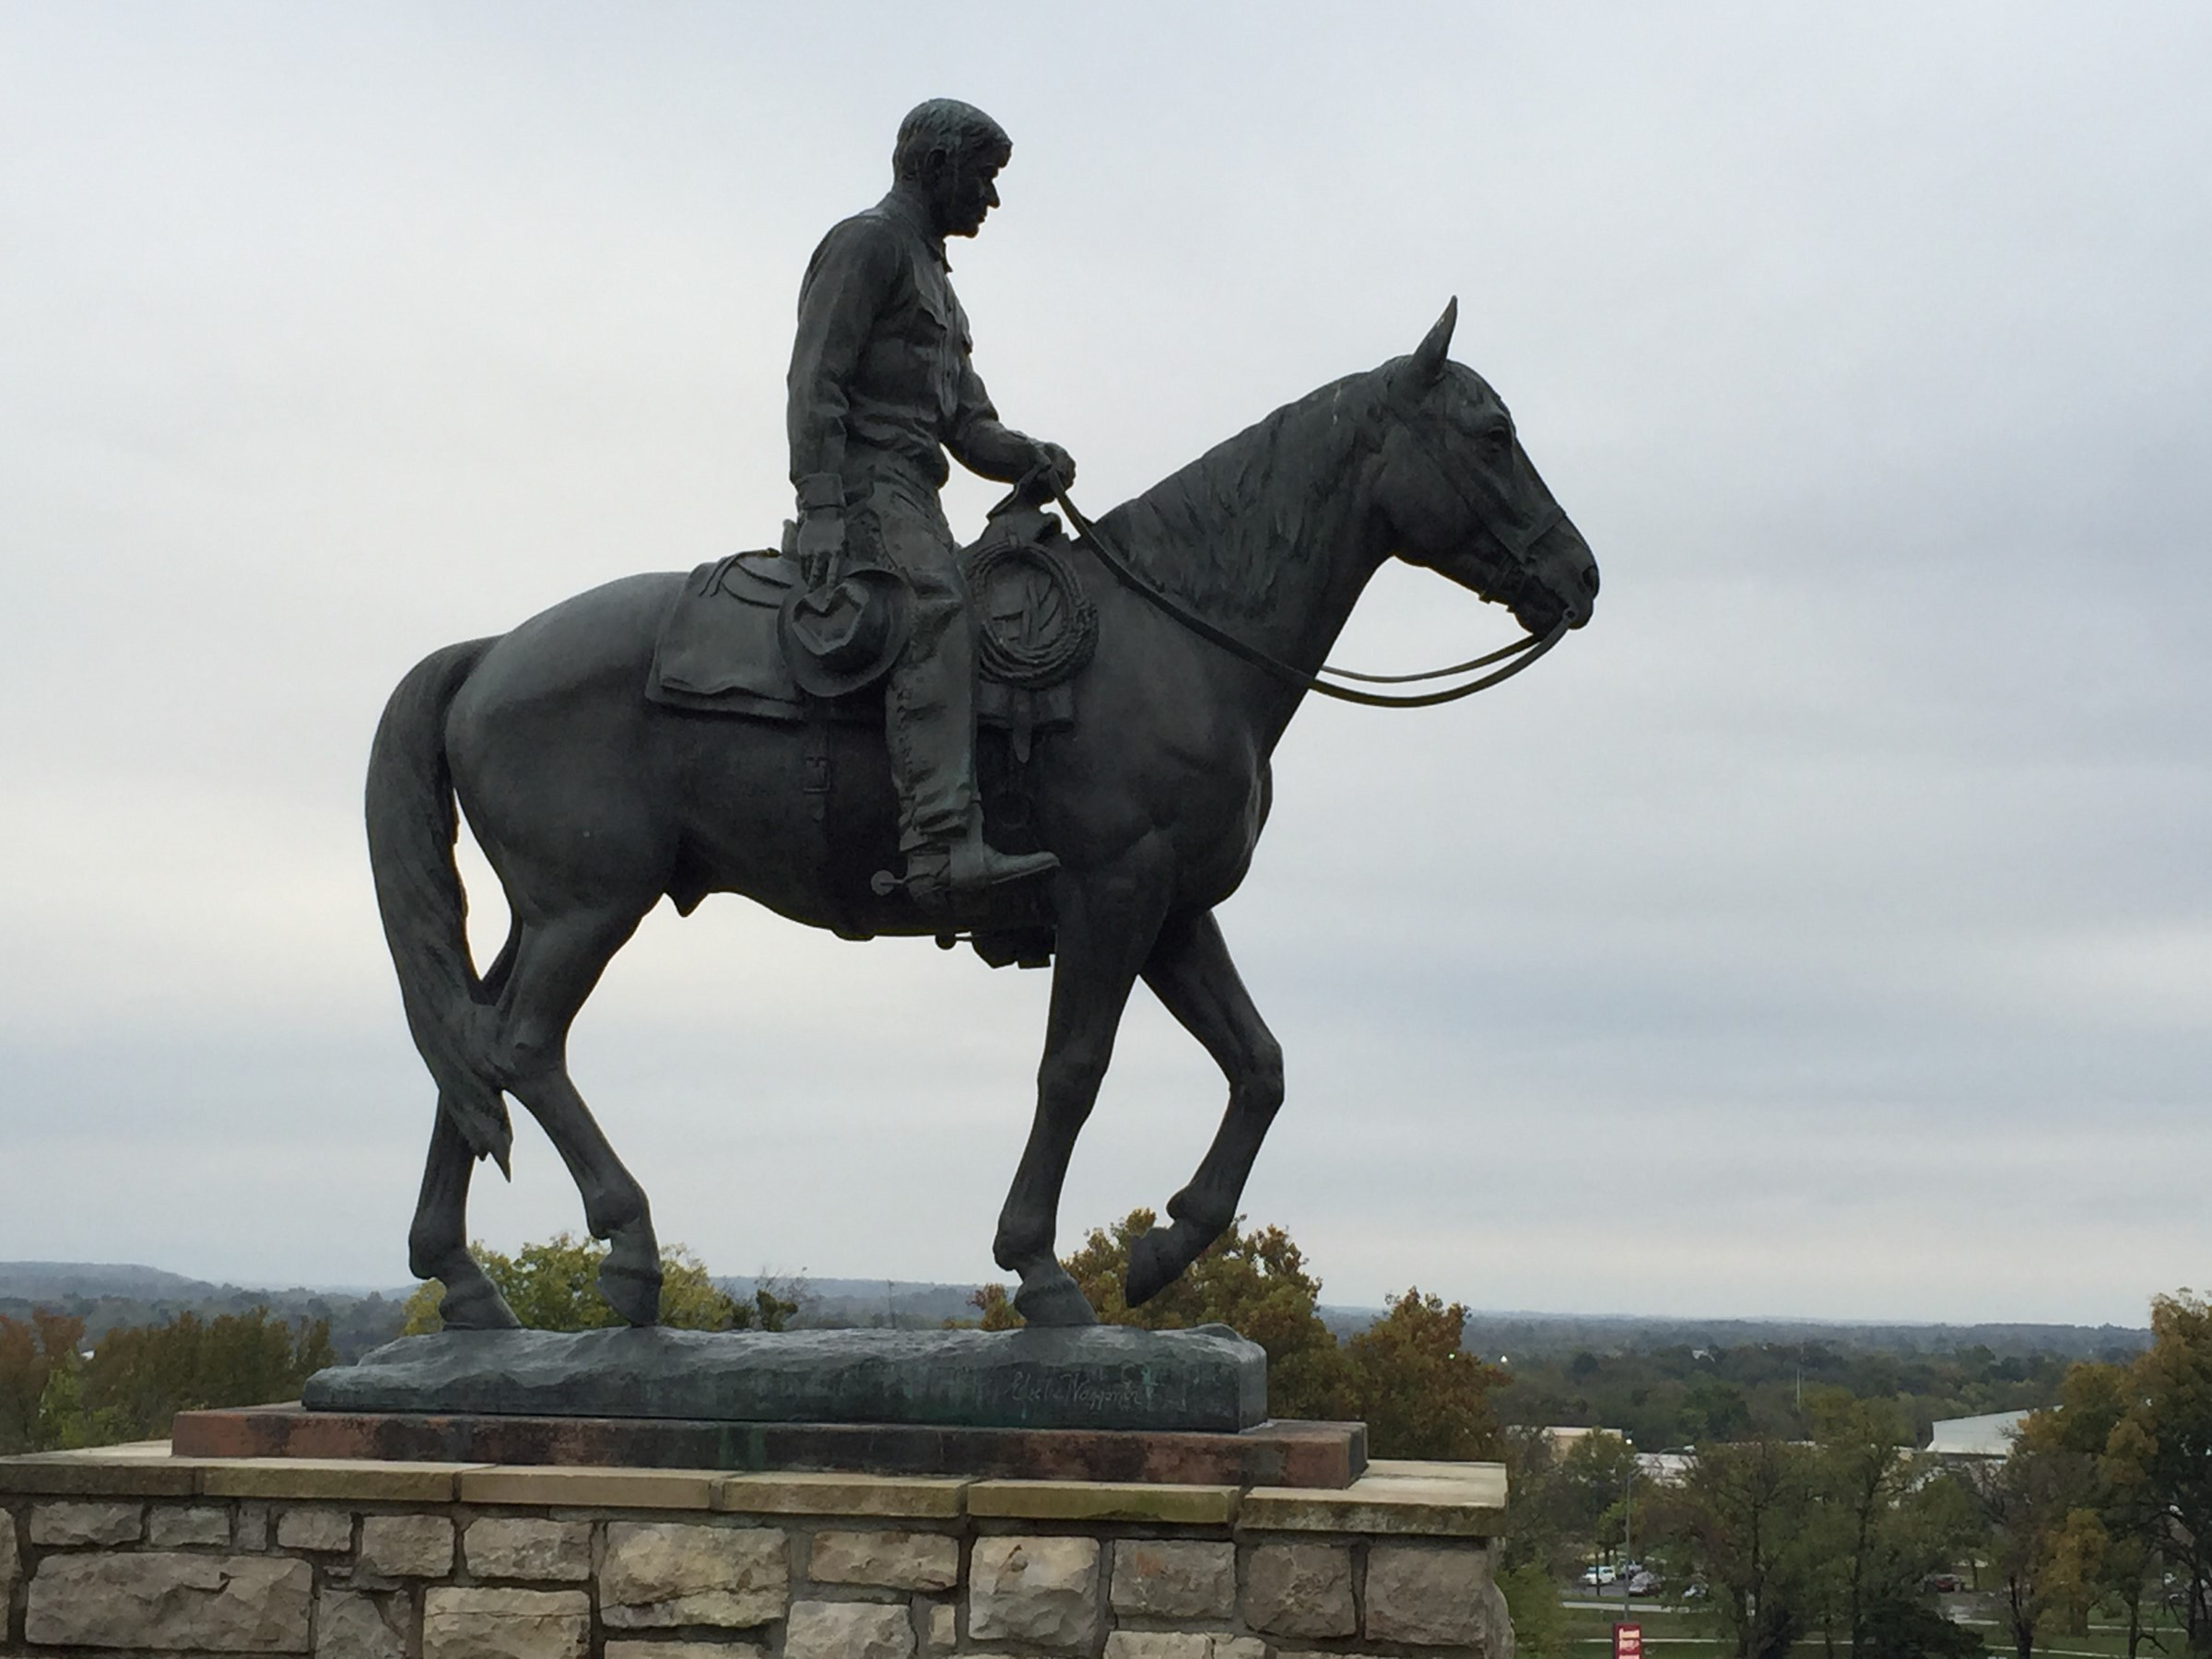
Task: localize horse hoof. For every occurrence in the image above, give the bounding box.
[1124,1225,1182,1307]
[439,1278,522,1331]
[1014,1268,1098,1328]
[598,1261,663,1328]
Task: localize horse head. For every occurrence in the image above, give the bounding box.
[1374,299,1599,637]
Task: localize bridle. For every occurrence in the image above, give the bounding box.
[1042,411,1571,710]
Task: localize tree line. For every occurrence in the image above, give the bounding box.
[1494,1293,2212,1659]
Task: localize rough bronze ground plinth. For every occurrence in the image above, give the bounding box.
[301,1324,1267,1432]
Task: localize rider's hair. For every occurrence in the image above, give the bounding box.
[893,100,1011,181]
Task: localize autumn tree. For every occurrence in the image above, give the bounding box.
[2100,1291,2212,1655]
[400,1234,794,1335]
[1341,1288,1504,1461]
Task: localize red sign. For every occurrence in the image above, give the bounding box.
[1614,1622,1643,1659]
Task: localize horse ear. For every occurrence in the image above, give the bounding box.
[1410,298,1458,384]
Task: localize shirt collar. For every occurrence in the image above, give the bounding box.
[879,188,951,270]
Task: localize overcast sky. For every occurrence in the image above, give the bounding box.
[2,6,2206,1328]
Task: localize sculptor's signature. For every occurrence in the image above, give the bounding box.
[997,1371,1147,1414]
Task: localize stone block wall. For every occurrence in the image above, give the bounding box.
[0,1448,1510,1657]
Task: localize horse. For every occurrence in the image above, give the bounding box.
[368,300,1599,1333]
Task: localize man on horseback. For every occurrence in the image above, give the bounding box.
[788,99,1075,909]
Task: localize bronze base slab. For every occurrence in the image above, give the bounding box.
[171,1406,1366,1489]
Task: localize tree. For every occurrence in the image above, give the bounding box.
[1959,1415,2096,1659]
[399,1234,793,1335]
[1496,1428,1577,1656]
[1804,1391,1982,1659]
[1341,1288,1504,1462]
[0,1311,85,1454]
[79,1308,333,1441]
[1660,1436,1820,1659]
[2100,1290,2212,1656]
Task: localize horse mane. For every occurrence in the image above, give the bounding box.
[1097,370,1384,619]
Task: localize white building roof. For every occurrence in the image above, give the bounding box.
[1926,1409,2028,1457]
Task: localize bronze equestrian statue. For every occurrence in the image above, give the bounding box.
[369,101,1600,1333]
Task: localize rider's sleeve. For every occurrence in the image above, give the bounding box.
[947,357,1038,483]
[788,218,899,487]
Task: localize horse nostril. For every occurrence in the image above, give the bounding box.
[1582,566,1601,595]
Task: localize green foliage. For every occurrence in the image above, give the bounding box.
[1342,1288,1504,1461]
[1,1305,331,1451]
[78,1309,334,1440]
[400,1234,794,1335]
[1497,1560,1570,1657]
[1658,1435,1822,1659]
[1991,1289,2212,1659]
[0,1310,86,1454]
[1500,1336,2081,1448]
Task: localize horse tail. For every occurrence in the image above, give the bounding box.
[365,637,513,1174]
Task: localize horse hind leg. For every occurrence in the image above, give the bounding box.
[407,919,522,1330]
[489,903,664,1326]
[1126,909,1285,1307]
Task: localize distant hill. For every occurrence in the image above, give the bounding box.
[0,1262,222,1302]
[0,1262,413,1361]
[1455,1312,2150,1363]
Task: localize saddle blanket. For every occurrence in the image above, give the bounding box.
[648,550,875,723]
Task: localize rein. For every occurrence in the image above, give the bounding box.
[1048,483,1566,709]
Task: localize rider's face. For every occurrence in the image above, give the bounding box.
[930,146,1005,239]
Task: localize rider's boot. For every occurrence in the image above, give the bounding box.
[887,575,1059,911]
[901,810,1059,911]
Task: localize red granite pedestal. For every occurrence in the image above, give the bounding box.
[170,1405,1367,1488]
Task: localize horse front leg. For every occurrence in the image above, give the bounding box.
[994,860,1171,1327]
[1125,908,1286,1307]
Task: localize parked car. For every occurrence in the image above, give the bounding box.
[1926,1572,1966,1594]
[1578,1564,1618,1588]
[1629,1571,1659,1595]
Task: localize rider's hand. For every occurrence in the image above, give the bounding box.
[1031,441,1077,492]
[794,505,845,587]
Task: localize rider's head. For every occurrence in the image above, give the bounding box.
[893,100,1010,241]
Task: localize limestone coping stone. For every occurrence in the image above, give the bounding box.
[1240,1458,1505,1536]
[458,1465,721,1511]
[714,1469,971,1518]
[969,1478,1241,1526]
[199,1457,486,1502]
[0,1453,200,1496]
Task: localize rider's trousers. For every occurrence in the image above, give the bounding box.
[846,461,975,852]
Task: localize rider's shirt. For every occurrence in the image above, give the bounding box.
[788,190,1001,494]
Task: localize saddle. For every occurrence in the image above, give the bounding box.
[647,507,1095,749]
